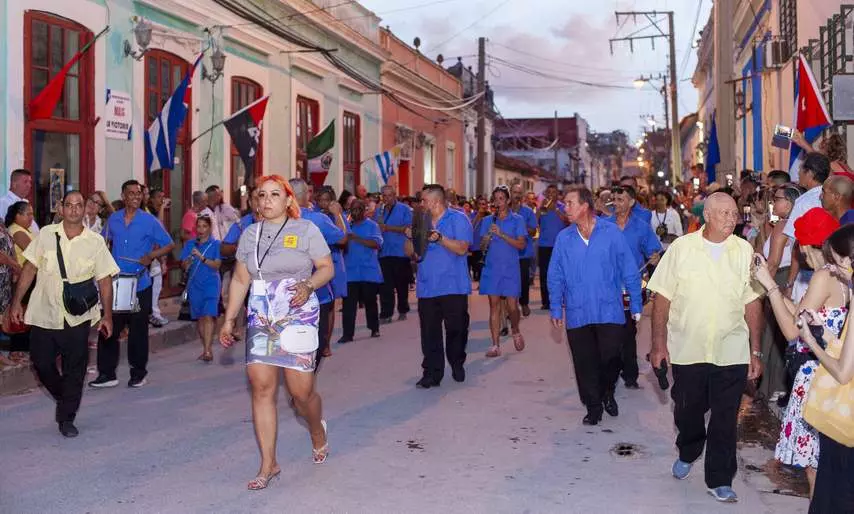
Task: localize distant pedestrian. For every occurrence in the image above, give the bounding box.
[340,199,383,343]
[6,201,35,363]
[647,192,764,503]
[375,185,412,324]
[510,184,537,317]
[0,169,39,233]
[537,184,568,311]
[180,216,222,362]
[9,191,118,437]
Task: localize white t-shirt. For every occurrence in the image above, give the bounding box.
[703,238,726,261]
[782,186,822,240]
[650,207,684,249]
[0,191,40,234]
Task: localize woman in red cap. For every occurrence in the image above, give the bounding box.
[753,207,844,498]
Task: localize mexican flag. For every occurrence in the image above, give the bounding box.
[306,120,335,188]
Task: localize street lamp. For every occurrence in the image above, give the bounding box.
[123,17,153,61]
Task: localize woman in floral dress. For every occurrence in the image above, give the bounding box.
[753,207,845,497]
[0,222,19,367]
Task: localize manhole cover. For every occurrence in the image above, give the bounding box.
[610,442,644,459]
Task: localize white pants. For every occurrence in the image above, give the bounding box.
[151,261,163,318]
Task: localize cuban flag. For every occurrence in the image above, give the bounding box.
[789,54,832,180]
[145,53,203,173]
[363,146,402,185]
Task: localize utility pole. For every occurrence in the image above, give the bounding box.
[476,37,486,195]
[610,10,682,185]
[714,0,735,180]
[554,110,559,180]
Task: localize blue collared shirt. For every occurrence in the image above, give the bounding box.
[538,202,568,247]
[514,205,537,259]
[632,203,652,223]
[469,212,486,251]
[547,219,641,328]
[345,219,384,283]
[103,209,173,291]
[604,213,662,268]
[302,210,347,304]
[223,213,255,246]
[417,208,473,298]
[374,201,412,258]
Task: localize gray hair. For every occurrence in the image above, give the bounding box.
[191,190,205,206]
[380,185,395,194]
[288,178,309,196]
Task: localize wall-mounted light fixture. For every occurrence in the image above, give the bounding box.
[202,30,227,84]
[123,17,152,61]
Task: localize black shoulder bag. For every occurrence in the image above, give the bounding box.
[55,233,100,316]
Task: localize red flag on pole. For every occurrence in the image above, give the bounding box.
[28,27,108,121]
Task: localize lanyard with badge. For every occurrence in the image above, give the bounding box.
[252,218,288,296]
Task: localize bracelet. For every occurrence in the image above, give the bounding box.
[766,285,780,295]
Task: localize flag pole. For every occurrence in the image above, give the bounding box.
[190,94,269,145]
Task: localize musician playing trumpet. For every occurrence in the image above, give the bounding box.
[477,185,527,357]
[537,185,569,311]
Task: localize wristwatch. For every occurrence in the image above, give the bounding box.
[752,350,764,358]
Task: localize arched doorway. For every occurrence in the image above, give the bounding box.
[23,11,94,227]
[144,49,192,294]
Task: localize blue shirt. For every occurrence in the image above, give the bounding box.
[841,209,854,225]
[374,201,412,258]
[345,219,384,283]
[103,209,173,291]
[538,202,568,247]
[605,213,662,268]
[476,212,525,265]
[513,205,537,259]
[179,238,222,295]
[547,219,642,328]
[417,208,473,298]
[330,215,350,298]
[469,212,487,251]
[632,203,652,223]
[302,210,347,304]
[223,214,255,245]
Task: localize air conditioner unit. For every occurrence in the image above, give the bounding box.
[764,40,791,69]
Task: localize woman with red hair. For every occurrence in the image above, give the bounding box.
[220,175,334,490]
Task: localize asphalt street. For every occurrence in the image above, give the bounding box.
[0,290,808,514]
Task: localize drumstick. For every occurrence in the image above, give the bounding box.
[119,257,143,264]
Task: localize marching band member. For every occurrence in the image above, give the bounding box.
[316,187,349,354]
[537,184,569,311]
[408,184,473,388]
[510,184,538,317]
[91,180,174,389]
[375,185,413,324]
[605,185,661,389]
[340,199,384,343]
[478,186,527,357]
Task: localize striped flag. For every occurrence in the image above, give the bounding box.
[789,54,832,180]
[145,52,203,173]
[363,146,402,185]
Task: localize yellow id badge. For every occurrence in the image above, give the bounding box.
[283,235,298,248]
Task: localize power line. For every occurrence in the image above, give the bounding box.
[277,0,466,32]
[679,0,703,79]
[223,0,356,28]
[488,56,637,90]
[488,41,655,74]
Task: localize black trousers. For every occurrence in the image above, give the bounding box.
[538,246,554,308]
[97,286,153,381]
[469,251,483,282]
[342,281,380,339]
[519,258,531,307]
[619,310,639,385]
[379,257,411,318]
[314,301,334,373]
[30,321,91,423]
[810,433,854,513]
[566,323,624,415]
[671,363,748,489]
[418,295,469,382]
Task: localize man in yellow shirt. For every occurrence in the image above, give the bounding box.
[647,192,764,503]
[9,191,119,438]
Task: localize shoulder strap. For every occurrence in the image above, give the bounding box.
[55,232,69,282]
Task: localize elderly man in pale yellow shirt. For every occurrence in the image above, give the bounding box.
[9,191,119,438]
[646,192,764,504]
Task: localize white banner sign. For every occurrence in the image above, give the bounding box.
[105,89,132,140]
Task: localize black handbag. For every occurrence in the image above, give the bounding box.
[55,233,100,316]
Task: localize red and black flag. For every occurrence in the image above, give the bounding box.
[223,95,270,186]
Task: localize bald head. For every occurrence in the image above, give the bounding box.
[821,175,854,218]
[703,192,739,240]
[703,192,736,214]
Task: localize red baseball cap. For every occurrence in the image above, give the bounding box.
[795,207,840,246]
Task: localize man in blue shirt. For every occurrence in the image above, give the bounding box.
[619,175,652,223]
[537,184,568,311]
[606,185,662,390]
[375,185,413,324]
[91,180,174,389]
[290,179,347,365]
[511,184,538,317]
[407,184,473,388]
[340,199,384,343]
[549,186,641,426]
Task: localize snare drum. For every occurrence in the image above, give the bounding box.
[113,274,140,313]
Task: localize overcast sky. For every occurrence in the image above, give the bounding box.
[359,0,713,140]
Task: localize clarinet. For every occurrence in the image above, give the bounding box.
[479,214,497,267]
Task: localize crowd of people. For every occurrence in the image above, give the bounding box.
[0,131,852,510]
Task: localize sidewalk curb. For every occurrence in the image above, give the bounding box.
[0,321,198,396]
